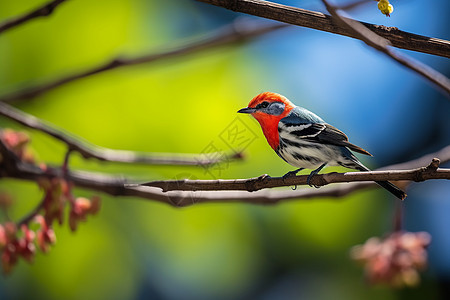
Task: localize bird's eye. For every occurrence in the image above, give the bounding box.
[259,101,269,109]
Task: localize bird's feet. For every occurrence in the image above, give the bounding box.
[283,168,304,190]
[282,168,303,181]
[307,163,327,188]
[306,173,320,188]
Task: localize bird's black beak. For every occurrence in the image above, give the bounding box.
[237,107,256,114]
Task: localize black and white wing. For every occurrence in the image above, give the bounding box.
[279,111,372,156]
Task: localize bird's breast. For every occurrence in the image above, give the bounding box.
[254,116,281,150]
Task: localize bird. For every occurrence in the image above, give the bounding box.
[237,92,406,200]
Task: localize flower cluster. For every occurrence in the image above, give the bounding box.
[351,231,431,287]
[35,215,57,253]
[39,177,70,226]
[38,178,101,231]
[376,0,394,17]
[0,219,55,274]
[0,179,101,273]
[0,128,101,274]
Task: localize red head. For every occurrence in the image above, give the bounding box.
[238,92,295,149]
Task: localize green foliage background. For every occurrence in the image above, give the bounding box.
[0,1,447,299]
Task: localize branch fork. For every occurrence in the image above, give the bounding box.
[415,158,441,181]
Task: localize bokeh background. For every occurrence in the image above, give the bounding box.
[0,0,449,299]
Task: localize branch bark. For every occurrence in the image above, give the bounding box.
[321,0,450,96]
[144,159,449,192]
[0,0,68,34]
[1,138,449,207]
[0,19,287,104]
[0,102,241,166]
[197,0,450,58]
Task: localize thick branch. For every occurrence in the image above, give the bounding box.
[144,159,449,192]
[0,102,241,166]
[0,0,68,34]
[197,0,450,58]
[0,145,370,206]
[321,0,450,96]
[0,19,287,104]
[1,139,449,207]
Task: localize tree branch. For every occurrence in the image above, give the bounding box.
[197,0,450,58]
[0,0,68,34]
[0,102,242,166]
[1,138,449,207]
[0,19,287,104]
[321,0,450,96]
[144,159,449,192]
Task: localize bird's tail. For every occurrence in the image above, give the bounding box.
[354,162,407,201]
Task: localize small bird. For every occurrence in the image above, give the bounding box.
[238,92,406,200]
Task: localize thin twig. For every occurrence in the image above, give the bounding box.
[321,0,450,96]
[17,199,45,226]
[381,145,450,171]
[1,139,449,207]
[0,102,242,166]
[0,19,287,104]
[61,148,72,176]
[0,0,68,34]
[197,0,450,58]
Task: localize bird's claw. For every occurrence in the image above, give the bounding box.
[306,163,326,188]
[283,171,296,181]
[282,168,303,181]
[307,174,321,189]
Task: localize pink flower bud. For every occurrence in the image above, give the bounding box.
[75,197,92,214]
